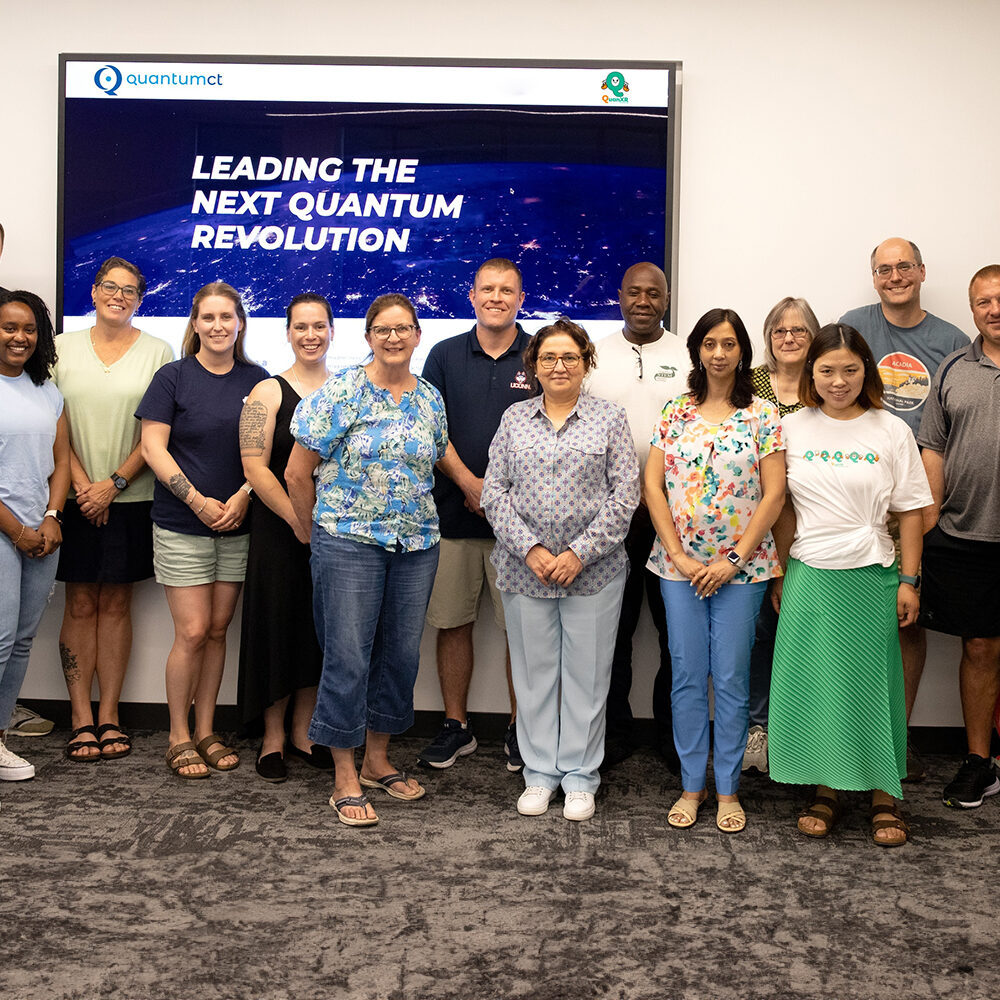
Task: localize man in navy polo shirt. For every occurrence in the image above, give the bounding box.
[418,258,535,771]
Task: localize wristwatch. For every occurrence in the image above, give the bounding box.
[726,550,747,570]
[899,573,921,588]
[112,472,129,491]
[43,509,63,524]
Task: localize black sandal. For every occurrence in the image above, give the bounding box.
[66,725,101,762]
[797,793,841,838]
[97,723,132,760]
[870,801,909,848]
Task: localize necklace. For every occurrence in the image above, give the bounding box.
[90,327,135,375]
[288,363,328,397]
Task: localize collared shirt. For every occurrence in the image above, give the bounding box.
[422,323,537,539]
[647,394,784,582]
[917,336,1000,542]
[291,365,448,551]
[481,392,639,597]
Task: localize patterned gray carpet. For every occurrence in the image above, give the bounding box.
[1,731,995,1000]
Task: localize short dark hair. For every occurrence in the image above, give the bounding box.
[474,258,523,292]
[0,289,58,385]
[365,293,419,332]
[94,256,147,300]
[686,308,753,408]
[286,292,333,327]
[521,317,596,383]
[799,323,884,411]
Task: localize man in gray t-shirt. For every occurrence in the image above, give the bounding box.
[840,237,969,778]
[917,264,1000,809]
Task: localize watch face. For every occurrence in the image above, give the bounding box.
[113,475,127,490]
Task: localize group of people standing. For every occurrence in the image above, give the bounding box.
[1,238,998,844]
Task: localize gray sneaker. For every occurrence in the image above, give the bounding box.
[742,725,768,774]
[8,704,54,737]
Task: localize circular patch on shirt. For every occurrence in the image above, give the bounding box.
[876,352,930,413]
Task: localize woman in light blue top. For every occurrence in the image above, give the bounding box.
[287,293,449,827]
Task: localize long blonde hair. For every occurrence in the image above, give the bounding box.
[181,282,251,363]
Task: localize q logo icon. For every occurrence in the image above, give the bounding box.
[601,71,629,98]
[94,65,123,96]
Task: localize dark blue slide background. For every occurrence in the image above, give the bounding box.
[62,100,668,319]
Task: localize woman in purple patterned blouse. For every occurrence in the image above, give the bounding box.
[482,318,639,822]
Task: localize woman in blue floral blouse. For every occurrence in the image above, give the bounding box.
[286,293,448,827]
[482,318,639,823]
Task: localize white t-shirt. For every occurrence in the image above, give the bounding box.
[587,329,690,472]
[783,407,933,570]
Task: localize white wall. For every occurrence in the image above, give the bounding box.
[7,0,991,725]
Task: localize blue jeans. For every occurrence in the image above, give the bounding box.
[0,540,59,726]
[307,528,439,748]
[660,579,766,796]
[503,570,626,794]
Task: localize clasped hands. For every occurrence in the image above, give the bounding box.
[525,544,584,588]
[673,551,738,599]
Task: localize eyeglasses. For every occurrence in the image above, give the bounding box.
[873,262,919,278]
[369,323,418,340]
[538,353,582,370]
[632,344,644,380]
[97,280,140,300]
[771,326,809,341]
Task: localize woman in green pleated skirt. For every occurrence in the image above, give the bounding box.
[767,324,933,847]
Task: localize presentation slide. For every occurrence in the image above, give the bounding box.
[60,58,677,370]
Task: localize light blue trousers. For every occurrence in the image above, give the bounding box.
[503,570,626,795]
[0,540,58,727]
[660,579,767,796]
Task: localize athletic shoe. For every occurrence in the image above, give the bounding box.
[741,725,768,774]
[504,722,524,773]
[563,790,595,821]
[0,740,36,781]
[942,754,1000,809]
[517,785,556,816]
[417,718,477,769]
[7,704,55,737]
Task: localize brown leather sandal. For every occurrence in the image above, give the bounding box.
[870,801,909,848]
[797,794,842,838]
[195,734,240,771]
[166,741,210,779]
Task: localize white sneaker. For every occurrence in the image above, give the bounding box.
[741,725,768,774]
[0,740,35,781]
[563,790,596,821]
[517,785,556,816]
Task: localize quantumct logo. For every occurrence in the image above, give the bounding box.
[601,71,629,104]
[94,65,123,96]
[92,64,224,96]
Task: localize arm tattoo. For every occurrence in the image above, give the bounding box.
[168,473,193,502]
[240,400,268,455]
[59,642,81,685]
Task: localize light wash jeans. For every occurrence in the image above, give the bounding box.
[0,540,58,726]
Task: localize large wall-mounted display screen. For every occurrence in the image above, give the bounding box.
[59,56,680,370]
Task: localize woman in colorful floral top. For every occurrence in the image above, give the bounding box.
[482,318,639,823]
[644,308,786,833]
[286,293,448,828]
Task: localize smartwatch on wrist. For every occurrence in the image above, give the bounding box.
[727,550,747,570]
[43,509,63,524]
[899,573,920,588]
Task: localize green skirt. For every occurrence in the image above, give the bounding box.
[769,558,907,799]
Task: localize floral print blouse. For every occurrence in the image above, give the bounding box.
[647,393,784,583]
[481,392,639,598]
[290,365,448,551]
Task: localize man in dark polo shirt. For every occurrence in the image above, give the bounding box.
[417,258,536,771]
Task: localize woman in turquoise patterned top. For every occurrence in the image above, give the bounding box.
[645,308,786,834]
[287,293,448,827]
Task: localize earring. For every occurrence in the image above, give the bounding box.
[737,360,743,372]
[699,360,705,371]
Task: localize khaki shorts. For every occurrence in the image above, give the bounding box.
[152,524,250,587]
[425,537,506,631]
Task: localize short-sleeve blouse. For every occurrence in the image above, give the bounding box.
[647,393,784,583]
[290,365,448,552]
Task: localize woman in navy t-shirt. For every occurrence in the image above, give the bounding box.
[137,282,267,779]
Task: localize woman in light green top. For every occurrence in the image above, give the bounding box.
[52,257,173,762]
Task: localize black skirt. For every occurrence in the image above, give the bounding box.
[56,499,155,584]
